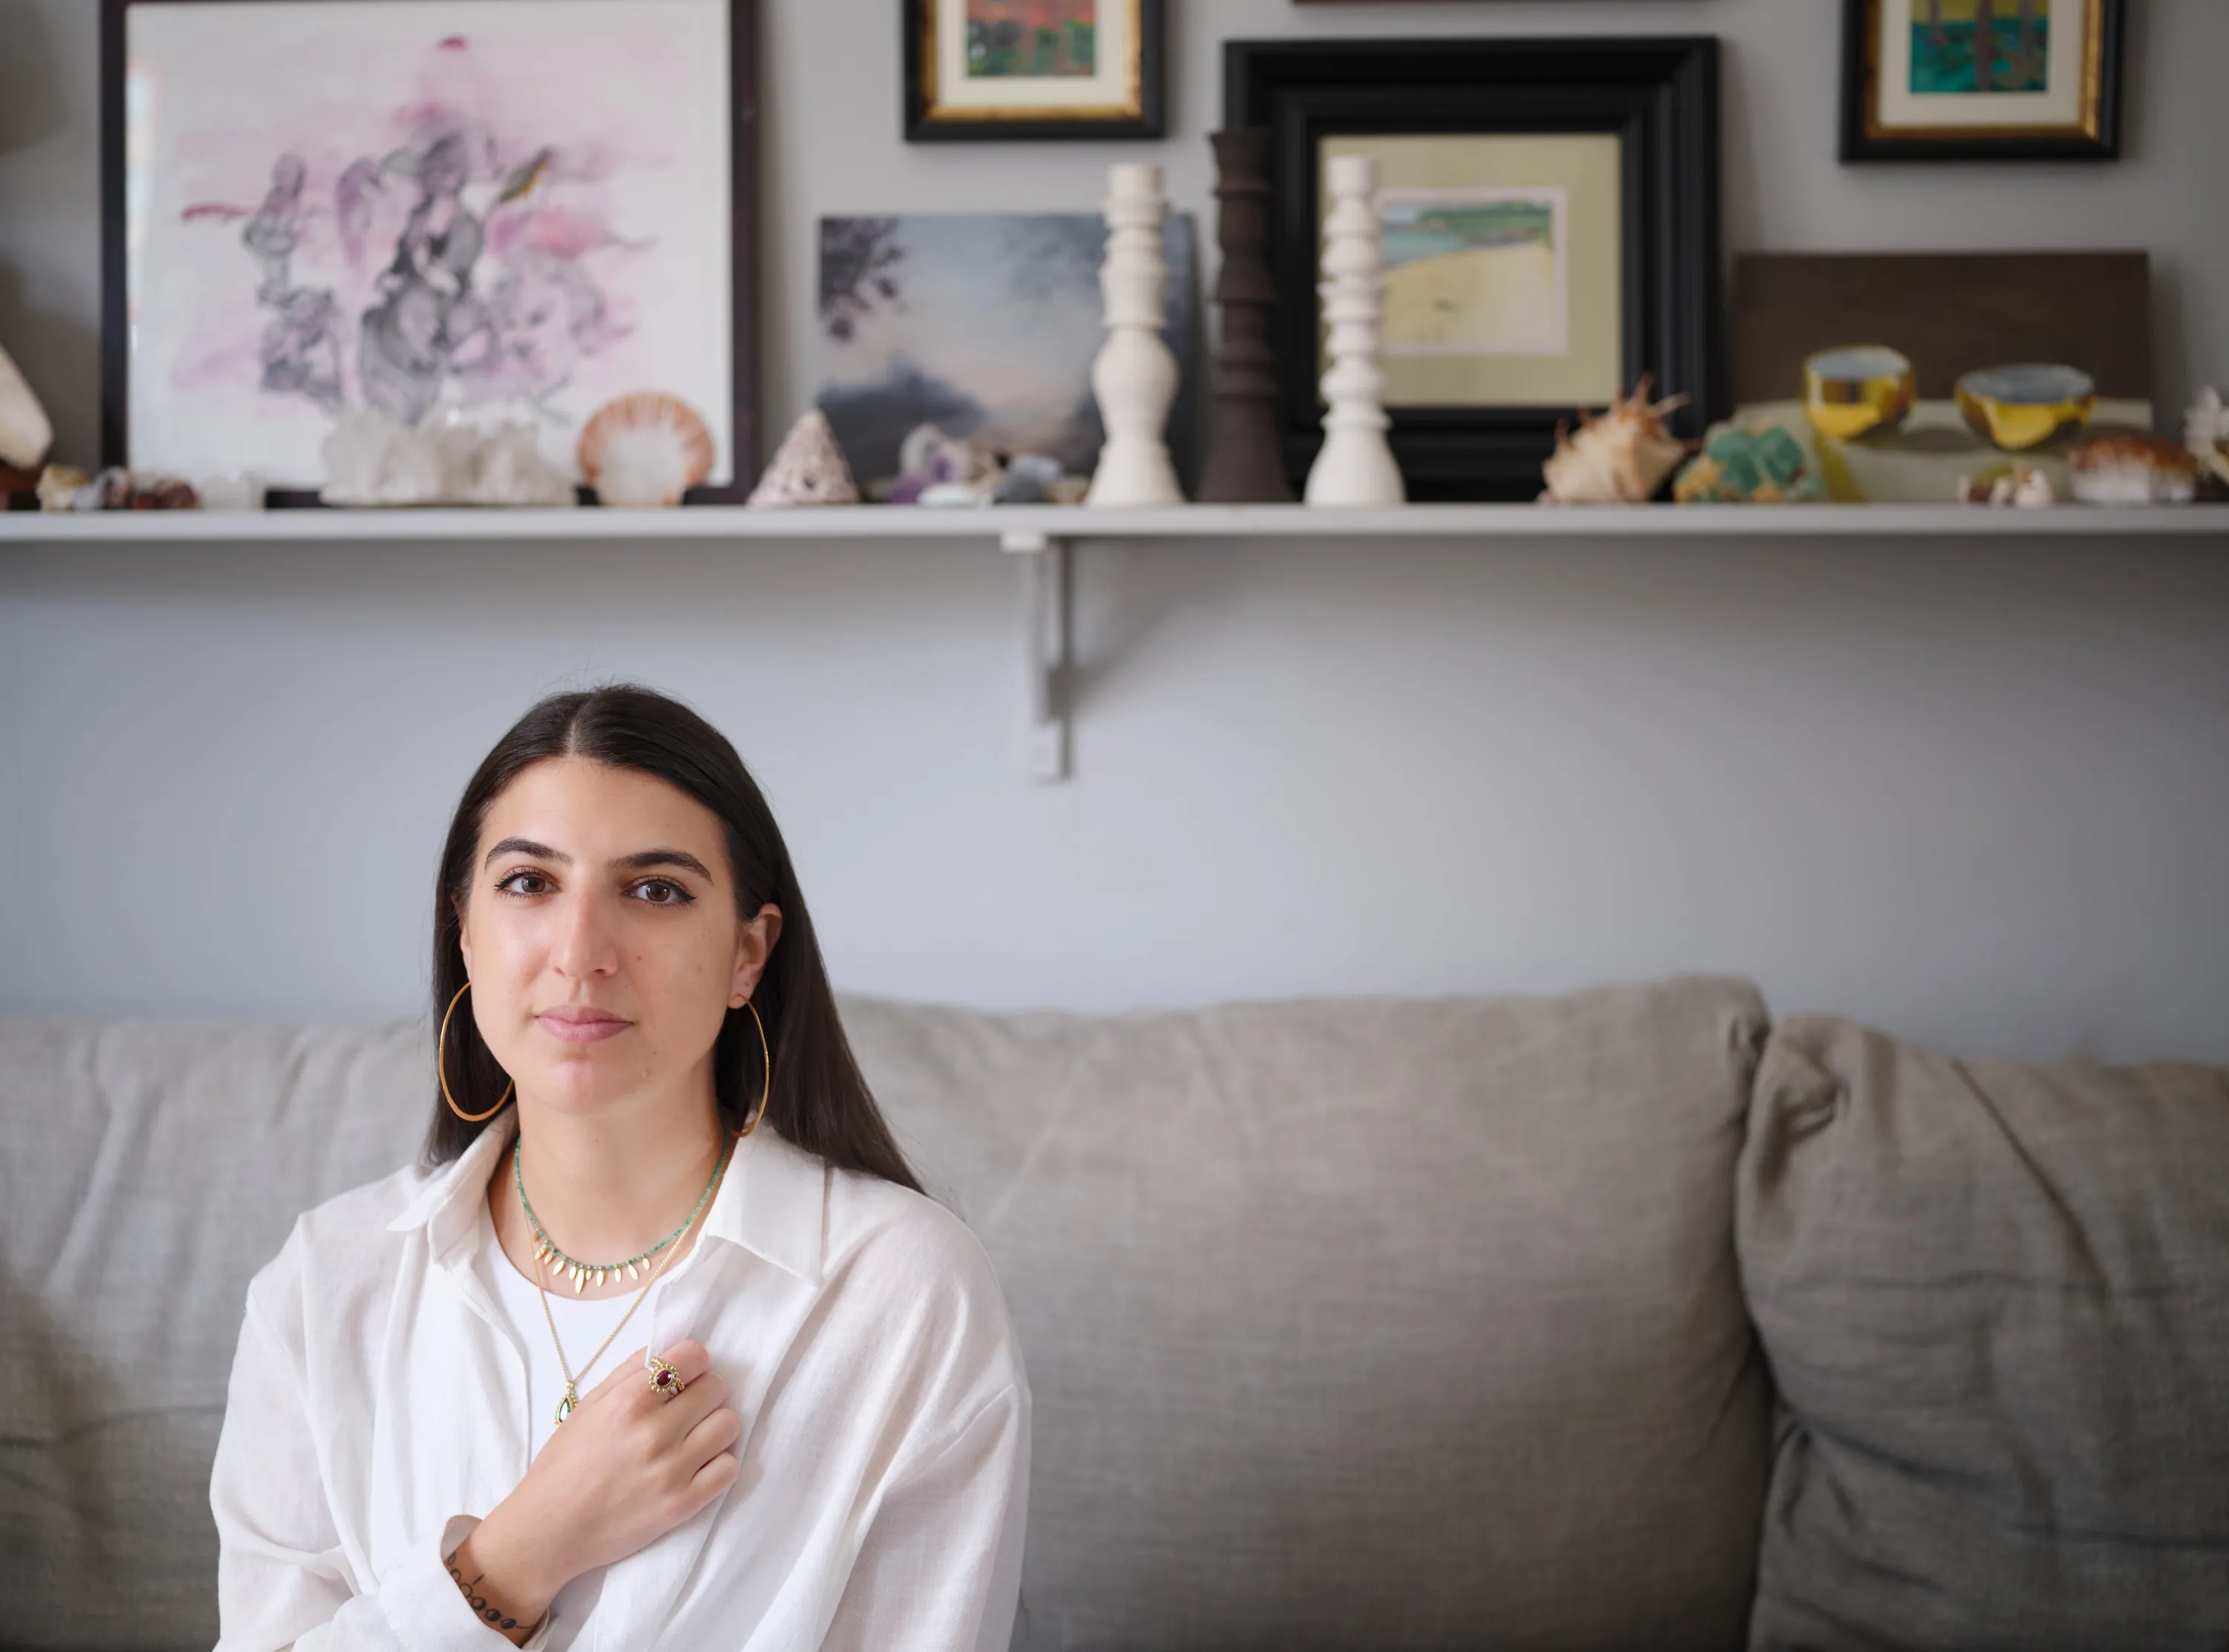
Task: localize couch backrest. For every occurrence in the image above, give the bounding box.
[849,978,1774,1651]
[1,976,1774,1651]
[0,1018,430,1649]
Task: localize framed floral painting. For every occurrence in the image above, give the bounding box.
[100,0,761,501]
[1840,0,2124,160]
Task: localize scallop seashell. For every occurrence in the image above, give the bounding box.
[577,393,716,508]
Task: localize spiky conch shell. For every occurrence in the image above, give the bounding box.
[1539,376,1690,505]
[577,393,716,508]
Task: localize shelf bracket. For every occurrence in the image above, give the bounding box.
[1003,528,1071,782]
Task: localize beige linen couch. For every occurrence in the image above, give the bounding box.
[3,977,2225,1651]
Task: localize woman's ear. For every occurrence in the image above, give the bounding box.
[454,894,473,977]
[730,903,784,1008]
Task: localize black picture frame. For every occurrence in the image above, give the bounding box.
[99,0,761,506]
[1224,36,1721,503]
[905,0,1164,143]
[1839,0,2123,163]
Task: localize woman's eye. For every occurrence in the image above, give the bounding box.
[632,878,693,906]
[496,869,552,897]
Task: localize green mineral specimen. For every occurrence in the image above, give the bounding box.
[1675,425,1826,504]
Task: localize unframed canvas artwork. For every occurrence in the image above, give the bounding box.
[123,0,734,490]
[814,212,1197,488]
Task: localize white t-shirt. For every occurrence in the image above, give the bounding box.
[473,1218,645,1460]
[472,1215,654,1648]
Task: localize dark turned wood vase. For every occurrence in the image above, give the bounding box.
[1198,129,1295,504]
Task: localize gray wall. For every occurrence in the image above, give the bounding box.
[2,1,2225,1062]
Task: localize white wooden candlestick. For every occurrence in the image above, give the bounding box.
[1086,163,1184,507]
[1305,155,1405,507]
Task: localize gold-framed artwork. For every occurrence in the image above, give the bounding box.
[903,0,1164,142]
[1840,0,2124,160]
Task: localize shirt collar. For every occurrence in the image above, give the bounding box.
[386,1113,826,1286]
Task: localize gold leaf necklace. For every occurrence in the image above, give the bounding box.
[517,1135,733,1426]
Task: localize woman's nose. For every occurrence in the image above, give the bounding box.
[551,889,622,979]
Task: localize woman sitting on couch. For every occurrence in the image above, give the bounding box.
[210,684,1030,1651]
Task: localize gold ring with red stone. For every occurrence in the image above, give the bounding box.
[646,1356,688,1401]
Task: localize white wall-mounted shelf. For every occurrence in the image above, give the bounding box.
[3,501,2228,545]
[7,503,2222,783]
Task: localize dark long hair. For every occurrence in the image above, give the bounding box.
[427,684,919,1191]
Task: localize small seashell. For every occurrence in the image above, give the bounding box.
[1539,376,1691,505]
[577,393,716,509]
[746,409,860,507]
[36,464,88,513]
[2067,434,2199,506]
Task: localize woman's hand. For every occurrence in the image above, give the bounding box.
[451,1341,742,1640]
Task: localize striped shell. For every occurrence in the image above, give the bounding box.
[577,392,716,508]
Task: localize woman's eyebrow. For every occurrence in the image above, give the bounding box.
[619,848,716,880]
[484,836,566,868]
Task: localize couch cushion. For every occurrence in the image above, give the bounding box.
[0,1018,429,1651]
[848,977,1774,1652]
[1737,1016,2229,1651]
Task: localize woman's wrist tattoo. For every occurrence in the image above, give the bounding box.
[447,1555,528,1633]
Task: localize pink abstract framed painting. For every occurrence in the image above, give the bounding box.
[100,0,761,502]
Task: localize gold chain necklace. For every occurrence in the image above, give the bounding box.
[522,1137,733,1426]
[516,1137,726,1291]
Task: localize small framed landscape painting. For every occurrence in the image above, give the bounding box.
[1328,137,1626,417]
[1225,36,1721,501]
[905,0,1165,141]
[100,0,761,501]
[1840,0,2124,160]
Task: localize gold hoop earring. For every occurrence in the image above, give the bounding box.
[438,980,514,1124]
[733,999,771,1139]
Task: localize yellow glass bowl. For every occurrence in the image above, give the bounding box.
[1956,365,2097,452]
[1804,347,1918,441]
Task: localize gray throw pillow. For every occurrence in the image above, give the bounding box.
[1737,1015,2229,1651]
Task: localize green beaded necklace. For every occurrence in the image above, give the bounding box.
[514,1136,732,1294]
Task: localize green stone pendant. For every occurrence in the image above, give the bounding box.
[554,1385,577,1425]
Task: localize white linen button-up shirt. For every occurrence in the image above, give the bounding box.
[210,1116,1030,1651]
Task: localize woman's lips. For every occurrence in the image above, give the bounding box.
[536,1008,634,1045]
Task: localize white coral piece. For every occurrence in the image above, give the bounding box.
[2186,386,2229,487]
